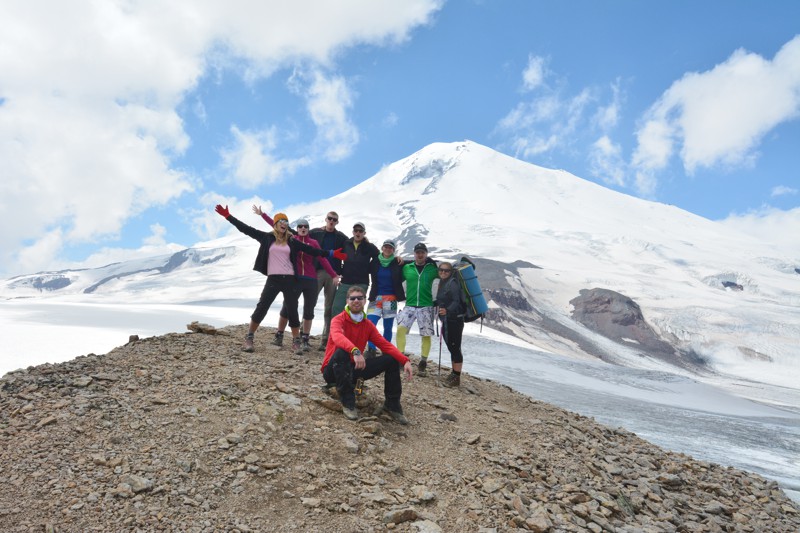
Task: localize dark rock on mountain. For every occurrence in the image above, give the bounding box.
[569,288,690,367]
[722,281,744,291]
[486,288,533,312]
[9,274,72,292]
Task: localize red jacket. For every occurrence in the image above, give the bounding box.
[321,311,410,371]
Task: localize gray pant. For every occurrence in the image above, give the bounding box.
[317,270,338,341]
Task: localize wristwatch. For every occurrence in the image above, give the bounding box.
[352,349,362,357]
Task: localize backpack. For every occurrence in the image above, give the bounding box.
[454,256,488,324]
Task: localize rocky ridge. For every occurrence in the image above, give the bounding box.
[1,324,798,532]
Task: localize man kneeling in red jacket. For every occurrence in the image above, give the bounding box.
[321,285,413,424]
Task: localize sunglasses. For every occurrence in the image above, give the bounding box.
[353,228,365,233]
[297,225,309,229]
[348,296,365,301]
[438,268,452,273]
[326,216,338,222]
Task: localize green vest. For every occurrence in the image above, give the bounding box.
[402,261,438,306]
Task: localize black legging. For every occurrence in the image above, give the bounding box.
[251,275,301,328]
[441,317,464,364]
[280,277,318,321]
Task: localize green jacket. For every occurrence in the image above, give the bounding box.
[402,258,438,307]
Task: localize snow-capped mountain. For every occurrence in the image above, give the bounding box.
[3,141,799,392]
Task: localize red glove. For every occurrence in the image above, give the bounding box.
[215,204,230,218]
[332,248,347,261]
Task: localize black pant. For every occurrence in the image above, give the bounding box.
[251,275,300,327]
[322,348,402,410]
[280,277,318,322]
[441,317,464,364]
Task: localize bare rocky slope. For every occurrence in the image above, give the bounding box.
[1,323,798,532]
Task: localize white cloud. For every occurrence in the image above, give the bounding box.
[193,193,275,242]
[771,185,798,197]
[498,61,628,166]
[0,1,442,276]
[589,135,626,187]
[497,89,594,159]
[220,125,312,188]
[292,69,359,162]
[632,35,800,193]
[719,206,800,255]
[143,223,169,247]
[592,80,623,131]
[382,112,399,128]
[522,55,547,91]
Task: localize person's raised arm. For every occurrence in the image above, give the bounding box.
[252,205,274,227]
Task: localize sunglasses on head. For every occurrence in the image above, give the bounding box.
[327,216,338,222]
[348,295,365,301]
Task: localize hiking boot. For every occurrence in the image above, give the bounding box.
[318,338,328,351]
[301,334,312,352]
[382,403,409,425]
[270,331,284,347]
[442,371,461,388]
[364,348,377,359]
[291,336,302,353]
[417,358,428,377]
[242,334,254,353]
[342,405,359,421]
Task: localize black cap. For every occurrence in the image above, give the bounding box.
[413,243,427,252]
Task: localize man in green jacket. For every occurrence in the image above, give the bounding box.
[396,243,439,375]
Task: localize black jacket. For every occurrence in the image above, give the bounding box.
[309,227,349,274]
[368,257,406,302]
[435,275,466,319]
[226,215,329,277]
[340,238,379,285]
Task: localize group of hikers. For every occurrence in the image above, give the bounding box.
[214,204,468,424]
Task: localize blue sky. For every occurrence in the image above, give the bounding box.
[1,1,799,277]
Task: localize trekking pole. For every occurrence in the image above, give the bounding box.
[437,308,443,378]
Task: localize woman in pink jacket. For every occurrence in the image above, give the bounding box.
[254,206,340,352]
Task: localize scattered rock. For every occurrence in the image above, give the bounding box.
[0,323,797,532]
[187,321,218,334]
[384,507,418,524]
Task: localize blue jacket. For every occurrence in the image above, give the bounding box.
[368,257,406,302]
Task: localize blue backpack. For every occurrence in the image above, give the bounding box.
[454,257,488,323]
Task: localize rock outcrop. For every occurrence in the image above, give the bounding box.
[569,288,703,368]
[1,325,798,532]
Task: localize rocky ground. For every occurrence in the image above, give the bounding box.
[1,323,798,532]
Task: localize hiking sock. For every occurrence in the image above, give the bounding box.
[421,336,431,357]
[396,326,408,353]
